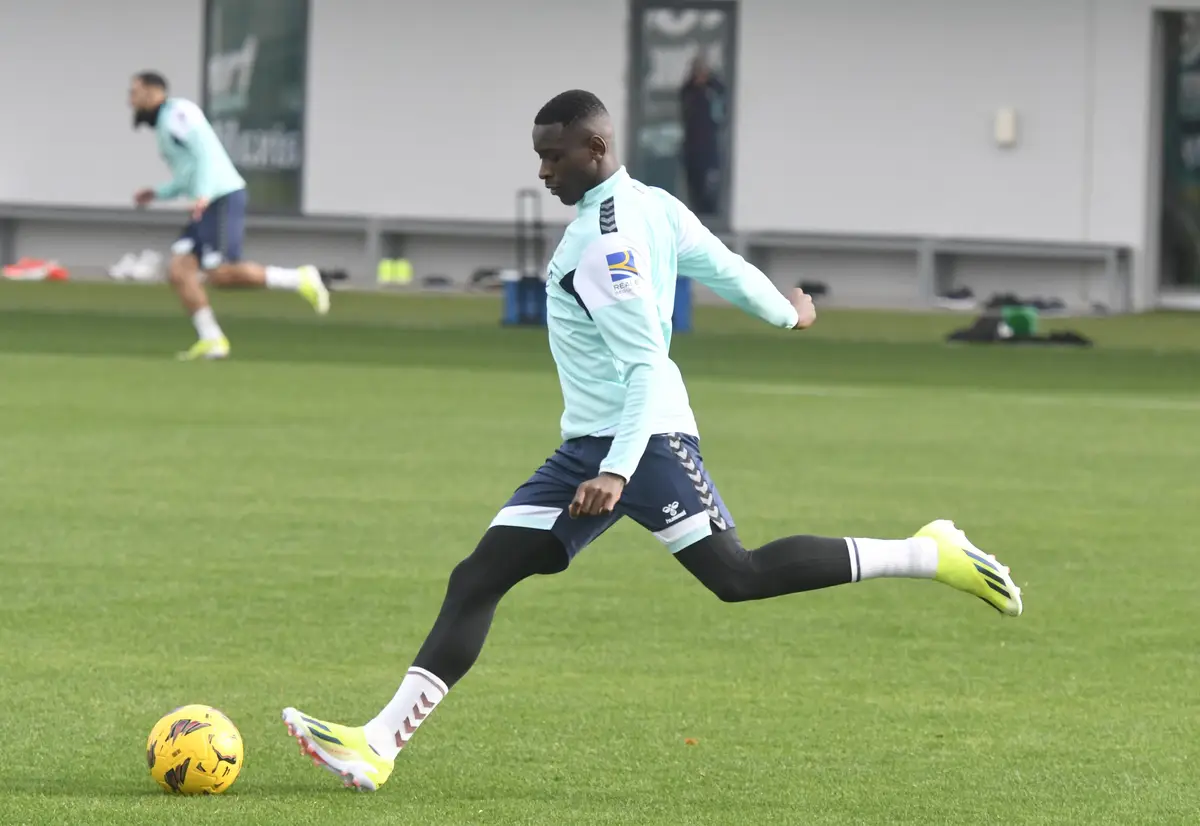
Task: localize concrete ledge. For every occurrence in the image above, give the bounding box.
[0,204,1134,311]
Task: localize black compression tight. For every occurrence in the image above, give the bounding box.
[674,529,853,602]
[411,526,567,688]
[411,525,853,688]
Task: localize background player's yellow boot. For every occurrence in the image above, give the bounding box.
[177,336,230,361]
[282,707,393,791]
[917,519,1023,616]
[297,265,331,315]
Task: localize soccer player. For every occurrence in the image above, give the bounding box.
[281,90,1024,791]
[128,71,330,360]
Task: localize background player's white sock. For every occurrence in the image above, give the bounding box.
[848,537,938,581]
[363,667,449,761]
[265,266,302,290]
[191,307,224,341]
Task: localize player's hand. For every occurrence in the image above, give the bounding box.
[570,473,626,518]
[133,188,155,208]
[191,197,210,220]
[790,287,817,329]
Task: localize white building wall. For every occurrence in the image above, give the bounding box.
[1,0,1195,308]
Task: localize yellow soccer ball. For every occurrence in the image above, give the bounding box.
[146,704,244,795]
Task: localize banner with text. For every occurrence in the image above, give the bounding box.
[204,0,307,213]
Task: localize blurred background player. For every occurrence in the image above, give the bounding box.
[128,71,330,360]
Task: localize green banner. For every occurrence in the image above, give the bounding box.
[203,0,308,214]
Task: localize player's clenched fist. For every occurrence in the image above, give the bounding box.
[570,473,626,518]
[790,288,817,329]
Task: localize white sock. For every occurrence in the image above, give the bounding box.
[847,537,938,582]
[362,667,449,761]
[265,266,303,290]
[191,307,224,341]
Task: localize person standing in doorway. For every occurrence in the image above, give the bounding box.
[679,54,725,218]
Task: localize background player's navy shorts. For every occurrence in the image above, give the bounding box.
[490,433,735,558]
[171,189,248,271]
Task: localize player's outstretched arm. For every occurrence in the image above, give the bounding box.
[150,175,187,203]
[673,199,810,329]
[572,234,672,501]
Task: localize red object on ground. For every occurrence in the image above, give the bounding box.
[2,257,69,281]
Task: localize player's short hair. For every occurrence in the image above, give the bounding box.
[534,90,608,128]
[135,71,169,91]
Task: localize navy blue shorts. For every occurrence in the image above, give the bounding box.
[171,189,247,271]
[490,433,735,558]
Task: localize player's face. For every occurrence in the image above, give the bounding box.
[532,124,600,206]
[129,79,152,112]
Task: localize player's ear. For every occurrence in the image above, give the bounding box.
[588,134,607,160]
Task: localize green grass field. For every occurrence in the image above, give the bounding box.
[2,282,1199,825]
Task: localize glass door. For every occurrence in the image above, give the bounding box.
[627,0,738,231]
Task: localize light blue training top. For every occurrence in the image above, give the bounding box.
[544,166,799,481]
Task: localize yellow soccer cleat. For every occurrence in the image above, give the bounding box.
[177,336,230,361]
[918,519,1024,617]
[297,265,331,316]
[282,707,393,791]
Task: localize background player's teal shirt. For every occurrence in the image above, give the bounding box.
[152,98,246,203]
[545,166,800,482]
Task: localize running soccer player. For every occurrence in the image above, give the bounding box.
[281,90,1024,791]
[128,71,330,360]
